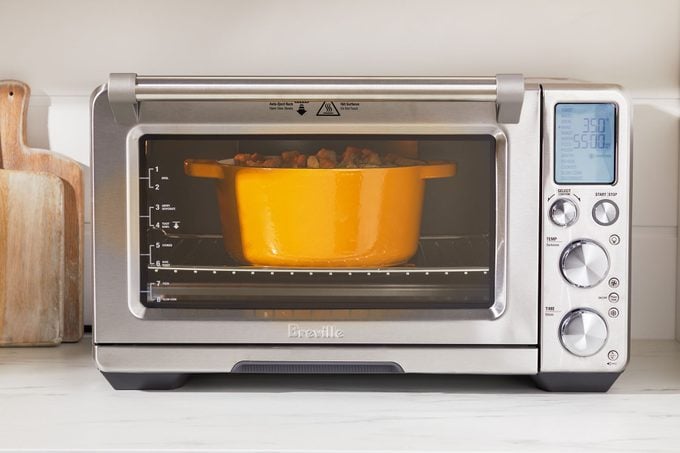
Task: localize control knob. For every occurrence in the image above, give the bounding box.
[550,198,578,227]
[560,240,610,288]
[560,309,608,357]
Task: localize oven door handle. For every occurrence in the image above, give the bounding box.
[107,73,524,124]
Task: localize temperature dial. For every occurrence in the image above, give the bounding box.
[550,198,578,227]
[560,309,608,357]
[561,240,610,288]
[593,199,619,226]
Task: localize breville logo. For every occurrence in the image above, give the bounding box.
[288,324,344,339]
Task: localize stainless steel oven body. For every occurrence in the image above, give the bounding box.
[91,74,630,391]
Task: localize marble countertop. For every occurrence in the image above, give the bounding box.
[1,338,679,452]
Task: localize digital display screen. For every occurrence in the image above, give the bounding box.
[555,103,616,184]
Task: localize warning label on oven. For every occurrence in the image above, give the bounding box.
[317,101,340,116]
[268,101,310,115]
[267,101,361,116]
[317,101,364,116]
[338,102,360,112]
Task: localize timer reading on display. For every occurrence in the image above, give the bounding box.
[555,103,616,184]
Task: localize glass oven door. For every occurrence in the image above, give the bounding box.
[92,77,540,346]
[138,134,498,312]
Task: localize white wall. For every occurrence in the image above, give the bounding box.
[1,0,678,339]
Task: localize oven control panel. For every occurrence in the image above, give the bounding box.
[540,86,631,373]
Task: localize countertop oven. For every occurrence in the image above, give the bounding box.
[91,74,630,391]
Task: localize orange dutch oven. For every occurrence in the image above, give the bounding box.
[184,159,456,267]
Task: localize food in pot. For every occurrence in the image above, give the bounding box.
[234,152,282,168]
[281,150,307,168]
[232,147,429,169]
[338,146,383,168]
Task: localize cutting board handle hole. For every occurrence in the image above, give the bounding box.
[8,91,13,97]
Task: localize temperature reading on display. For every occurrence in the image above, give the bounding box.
[555,103,616,184]
[574,118,608,149]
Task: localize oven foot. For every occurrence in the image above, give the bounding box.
[101,372,189,390]
[532,372,621,392]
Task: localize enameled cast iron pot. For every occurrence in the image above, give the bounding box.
[184,159,456,267]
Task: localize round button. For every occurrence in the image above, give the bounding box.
[608,307,620,318]
[609,235,621,245]
[608,350,619,361]
[608,292,620,303]
[550,198,578,227]
[593,199,619,226]
[560,240,610,288]
[609,277,620,288]
[560,309,608,357]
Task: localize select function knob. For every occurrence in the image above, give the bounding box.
[560,240,610,288]
[560,309,608,357]
[593,199,619,226]
[550,198,578,227]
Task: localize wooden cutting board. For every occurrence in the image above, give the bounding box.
[0,81,83,342]
[0,169,65,345]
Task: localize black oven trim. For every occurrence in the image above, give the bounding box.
[137,133,497,311]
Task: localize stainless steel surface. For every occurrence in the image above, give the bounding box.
[135,76,498,100]
[92,76,630,380]
[92,81,541,345]
[560,240,610,288]
[593,199,620,226]
[108,73,138,124]
[94,345,538,374]
[540,84,631,374]
[559,309,608,357]
[107,73,525,123]
[495,74,525,124]
[550,198,578,227]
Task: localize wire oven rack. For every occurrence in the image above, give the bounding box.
[141,234,493,307]
[146,233,491,276]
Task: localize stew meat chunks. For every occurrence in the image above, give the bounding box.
[233,147,427,168]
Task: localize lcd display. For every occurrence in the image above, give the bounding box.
[555,103,616,184]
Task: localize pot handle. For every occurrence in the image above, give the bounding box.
[184,159,224,179]
[419,162,457,180]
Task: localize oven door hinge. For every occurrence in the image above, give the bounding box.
[496,74,524,124]
[108,73,139,125]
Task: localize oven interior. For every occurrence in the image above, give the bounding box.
[138,135,496,309]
